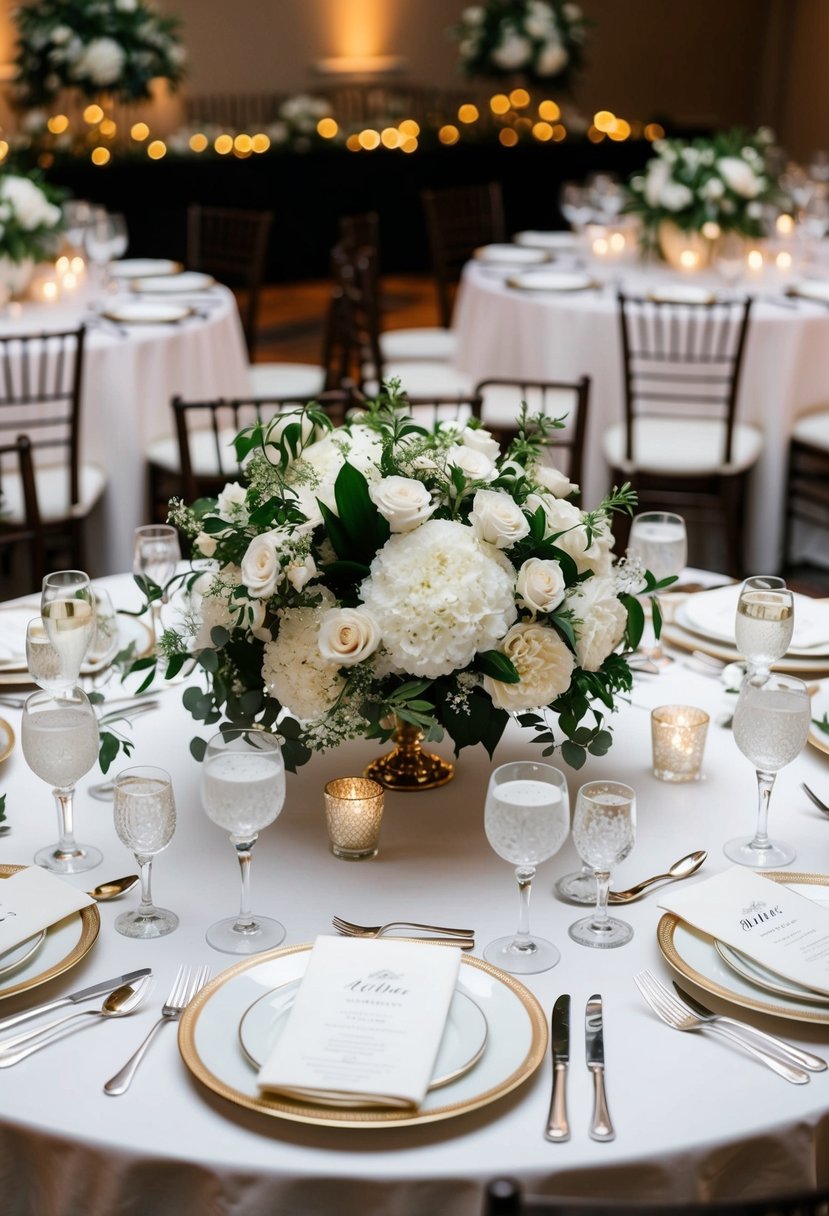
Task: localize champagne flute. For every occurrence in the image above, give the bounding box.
[41,570,96,689]
[484,761,570,974]
[21,687,101,873]
[133,525,180,647]
[113,766,178,938]
[200,730,286,954]
[727,674,810,867]
[735,575,794,680]
[568,781,636,949]
[627,511,687,664]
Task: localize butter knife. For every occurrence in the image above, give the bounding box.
[585,993,615,1142]
[545,994,570,1141]
[0,968,151,1033]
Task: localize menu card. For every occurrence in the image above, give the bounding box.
[660,867,829,996]
[0,867,94,954]
[257,935,462,1108]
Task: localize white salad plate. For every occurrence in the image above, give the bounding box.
[506,270,597,293]
[474,244,550,266]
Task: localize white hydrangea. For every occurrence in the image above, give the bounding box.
[0,175,61,231]
[566,576,627,671]
[72,36,126,86]
[262,590,345,721]
[492,30,533,70]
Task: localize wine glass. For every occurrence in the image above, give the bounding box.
[62,199,93,255]
[113,766,178,938]
[483,761,570,974]
[734,575,794,680]
[200,730,286,954]
[21,687,101,873]
[40,570,96,690]
[83,210,127,293]
[133,525,181,647]
[713,231,746,287]
[627,511,688,664]
[726,673,810,868]
[568,781,636,949]
[25,617,66,696]
[559,182,594,233]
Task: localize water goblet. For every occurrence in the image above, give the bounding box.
[21,686,101,873]
[25,617,66,696]
[726,673,810,868]
[133,525,180,647]
[484,761,570,974]
[568,781,636,949]
[627,511,687,664]
[83,210,127,294]
[41,570,96,689]
[734,575,794,680]
[200,730,286,954]
[113,766,178,938]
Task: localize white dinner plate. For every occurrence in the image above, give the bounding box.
[680,584,829,654]
[0,719,12,765]
[131,271,215,293]
[0,866,100,1001]
[662,612,829,677]
[102,301,193,325]
[110,258,182,279]
[787,279,829,303]
[808,682,829,757]
[714,940,829,1006]
[239,979,488,1094]
[513,230,580,251]
[649,285,718,305]
[179,942,547,1128]
[658,872,829,1025]
[506,270,597,293]
[474,244,550,266]
[0,603,153,683]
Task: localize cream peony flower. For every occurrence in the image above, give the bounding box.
[370,475,435,533]
[263,592,344,721]
[484,622,575,711]
[240,533,283,599]
[660,181,694,211]
[470,489,531,549]
[318,607,381,667]
[516,558,566,614]
[567,576,627,671]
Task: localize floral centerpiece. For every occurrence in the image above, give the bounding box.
[451,1,588,89]
[13,0,185,108]
[138,389,661,783]
[0,167,63,296]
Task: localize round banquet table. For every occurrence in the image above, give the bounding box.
[0,284,251,576]
[453,253,829,573]
[0,572,828,1216]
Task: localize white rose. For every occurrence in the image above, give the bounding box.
[216,481,247,521]
[660,181,694,211]
[73,37,126,86]
[484,622,575,710]
[535,463,578,498]
[195,532,217,558]
[644,160,671,208]
[567,577,627,671]
[701,177,725,200]
[470,489,530,549]
[446,443,496,483]
[240,533,282,599]
[491,31,533,70]
[318,607,380,667]
[370,475,435,533]
[525,494,614,575]
[286,552,316,592]
[717,156,761,199]
[460,426,501,463]
[516,558,566,614]
[536,41,568,76]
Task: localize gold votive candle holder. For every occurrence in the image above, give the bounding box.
[324,776,385,860]
[651,705,709,783]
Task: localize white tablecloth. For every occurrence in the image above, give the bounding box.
[0,573,828,1215]
[0,288,251,575]
[453,258,829,572]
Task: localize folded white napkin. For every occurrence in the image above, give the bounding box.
[257,935,461,1108]
[0,867,94,955]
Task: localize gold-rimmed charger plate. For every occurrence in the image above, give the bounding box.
[0,604,154,687]
[657,871,829,1025]
[179,942,547,1128]
[660,617,829,677]
[0,865,100,1001]
[808,682,829,757]
[0,718,13,764]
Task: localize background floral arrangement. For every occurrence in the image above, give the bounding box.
[13,0,186,107]
[451,0,588,88]
[0,166,63,264]
[139,390,658,773]
[625,126,778,242]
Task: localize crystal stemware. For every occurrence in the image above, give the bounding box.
[726,673,810,868]
[734,575,794,680]
[113,766,178,938]
[484,761,570,974]
[627,511,687,663]
[83,210,127,293]
[25,617,66,697]
[568,781,636,949]
[200,730,286,954]
[133,525,180,647]
[40,570,96,690]
[21,686,101,873]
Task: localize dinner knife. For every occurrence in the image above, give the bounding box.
[545,994,570,1142]
[0,968,152,1033]
[585,993,615,1142]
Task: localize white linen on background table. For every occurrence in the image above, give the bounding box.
[0,571,827,1215]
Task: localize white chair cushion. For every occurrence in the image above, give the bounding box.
[793,410,829,452]
[146,428,240,476]
[247,362,326,400]
[364,361,473,399]
[602,417,763,476]
[478,383,578,431]
[1,462,106,524]
[379,328,457,363]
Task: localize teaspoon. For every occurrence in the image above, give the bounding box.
[87,875,139,901]
[0,976,152,1064]
[608,849,707,904]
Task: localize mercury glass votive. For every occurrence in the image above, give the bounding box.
[651,705,709,783]
[324,776,385,860]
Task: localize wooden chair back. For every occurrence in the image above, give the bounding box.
[484,1178,829,1216]
[421,182,505,326]
[474,376,590,483]
[186,204,273,359]
[0,434,44,591]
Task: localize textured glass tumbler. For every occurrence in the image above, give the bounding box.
[651,705,710,782]
[324,777,385,860]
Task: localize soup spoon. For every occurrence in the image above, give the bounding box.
[608,849,707,904]
[87,875,139,901]
[0,976,152,1064]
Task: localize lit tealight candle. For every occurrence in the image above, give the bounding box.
[62,271,78,291]
[651,705,709,783]
[776,214,795,236]
[609,231,626,253]
[679,249,700,270]
[776,249,793,271]
[42,279,58,302]
[324,776,385,860]
[746,248,764,272]
[592,236,609,257]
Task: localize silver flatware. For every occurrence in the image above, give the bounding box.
[98,700,159,728]
[673,983,826,1072]
[585,993,614,1141]
[104,964,211,1095]
[545,994,570,1142]
[0,966,152,1033]
[634,969,809,1084]
[802,782,829,817]
[608,849,707,904]
[0,976,152,1065]
[332,915,474,939]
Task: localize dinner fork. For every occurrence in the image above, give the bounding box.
[103,964,211,1095]
[801,782,829,817]
[633,970,810,1084]
[332,916,475,948]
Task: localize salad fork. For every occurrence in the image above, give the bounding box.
[332,915,474,938]
[634,970,809,1084]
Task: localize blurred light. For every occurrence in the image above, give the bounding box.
[747,249,764,270]
[587,126,605,143]
[490,94,510,115]
[381,126,400,148]
[609,232,626,252]
[594,110,615,132]
[514,116,531,133]
[38,152,54,168]
[499,128,519,147]
[776,249,793,269]
[83,104,104,124]
[346,134,362,152]
[251,133,270,153]
[439,125,460,145]
[214,134,233,154]
[317,117,338,139]
[400,136,418,153]
[592,237,609,256]
[147,140,167,160]
[0,141,8,162]
[91,146,110,165]
[131,121,150,141]
[189,132,208,152]
[47,114,69,135]
[630,120,644,139]
[609,119,631,141]
[62,271,77,290]
[234,134,252,154]
[533,121,554,142]
[538,99,560,121]
[99,119,117,138]
[70,256,84,274]
[458,103,479,124]
[644,122,665,141]
[398,119,419,136]
[358,129,381,150]
[510,88,530,108]
[701,220,721,239]
[777,213,795,235]
[552,124,567,141]
[679,249,699,269]
[56,255,69,274]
